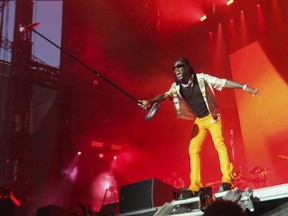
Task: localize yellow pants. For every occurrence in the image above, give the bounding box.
[188,114,234,192]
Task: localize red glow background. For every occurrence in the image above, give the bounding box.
[24,0,288,213]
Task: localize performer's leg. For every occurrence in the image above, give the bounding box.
[209,116,234,184]
[188,120,207,192]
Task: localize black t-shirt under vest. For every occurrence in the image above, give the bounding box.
[180,81,209,118]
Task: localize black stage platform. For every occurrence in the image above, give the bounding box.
[116,181,288,216]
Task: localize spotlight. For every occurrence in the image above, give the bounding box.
[227,0,234,6]
[200,15,207,22]
[99,153,104,159]
[77,151,81,156]
[113,156,117,160]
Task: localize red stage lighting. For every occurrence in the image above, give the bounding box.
[99,153,104,158]
[92,79,98,86]
[111,144,122,151]
[77,151,81,156]
[91,141,104,148]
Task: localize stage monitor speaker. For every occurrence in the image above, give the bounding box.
[36,204,70,216]
[119,178,178,213]
[99,202,119,216]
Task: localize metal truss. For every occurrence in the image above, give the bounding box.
[1,35,60,89]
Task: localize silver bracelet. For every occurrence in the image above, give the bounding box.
[243,84,248,90]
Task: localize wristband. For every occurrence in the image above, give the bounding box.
[242,84,248,90]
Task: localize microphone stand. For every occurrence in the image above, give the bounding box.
[30,29,139,104]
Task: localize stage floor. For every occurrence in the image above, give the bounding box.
[116,183,288,216]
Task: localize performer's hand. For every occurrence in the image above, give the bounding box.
[138,100,151,110]
[245,86,259,96]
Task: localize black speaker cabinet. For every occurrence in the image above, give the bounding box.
[119,178,177,213]
[36,204,70,216]
[99,202,119,215]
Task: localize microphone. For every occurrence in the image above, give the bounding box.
[19,22,40,32]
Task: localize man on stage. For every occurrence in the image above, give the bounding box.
[138,57,259,196]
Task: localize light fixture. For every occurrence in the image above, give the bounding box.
[91,141,104,148]
[200,15,207,22]
[227,0,234,6]
[111,144,122,151]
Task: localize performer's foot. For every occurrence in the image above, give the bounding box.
[218,182,232,192]
[179,189,199,199]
